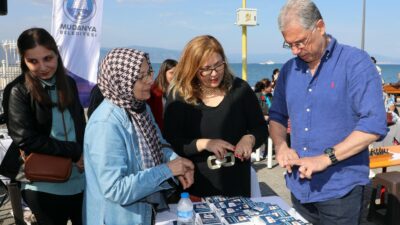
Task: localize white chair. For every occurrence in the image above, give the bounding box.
[267,136,273,169]
[253,144,265,162]
[252,137,273,169]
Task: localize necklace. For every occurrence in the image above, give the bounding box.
[200,86,221,97]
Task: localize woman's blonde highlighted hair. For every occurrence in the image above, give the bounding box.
[170,35,234,104]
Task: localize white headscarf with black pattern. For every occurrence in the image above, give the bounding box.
[98,48,163,169]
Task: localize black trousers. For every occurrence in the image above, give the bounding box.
[21,190,83,225]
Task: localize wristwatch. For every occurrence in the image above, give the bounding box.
[324,147,338,165]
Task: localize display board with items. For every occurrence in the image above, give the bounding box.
[192,196,310,225]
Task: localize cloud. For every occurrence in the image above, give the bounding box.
[115,0,177,3]
[160,19,231,33]
[159,12,179,18]
[203,10,231,17]
[31,0,52,5]
[167,20,198,30]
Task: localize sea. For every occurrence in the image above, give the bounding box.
[151,63,400,87]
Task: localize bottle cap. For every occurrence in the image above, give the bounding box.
[181,192,189,198]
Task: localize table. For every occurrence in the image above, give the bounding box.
[369,145,400,169]
[383,85,400,94]
[155,196,306,225]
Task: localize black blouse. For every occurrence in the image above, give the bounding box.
[164,78,267,197]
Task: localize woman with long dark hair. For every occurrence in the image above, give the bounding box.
[147,59,177,130]
[6,27,85,225]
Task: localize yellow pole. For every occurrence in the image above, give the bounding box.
[241,0,247,81]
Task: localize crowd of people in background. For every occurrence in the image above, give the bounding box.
[253,69,278,121]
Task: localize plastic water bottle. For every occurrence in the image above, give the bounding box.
[176,192,193,225]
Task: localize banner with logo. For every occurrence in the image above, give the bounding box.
[51,0,103,106]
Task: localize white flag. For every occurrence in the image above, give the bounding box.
[51,0,103,106]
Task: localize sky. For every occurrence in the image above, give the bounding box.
[1,0,400,63]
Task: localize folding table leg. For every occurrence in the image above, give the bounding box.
[7,182,26,225]
[267,137,273,169]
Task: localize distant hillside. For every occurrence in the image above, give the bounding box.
[371,54,400,65]
[227,53,293,64]
[100,46,294,64]
[1,43,399,65]
[100,46,181,63]
[100,48,400,65]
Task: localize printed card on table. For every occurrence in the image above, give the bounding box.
[194,203,213,213]
[196,212,223,225]
[251,202,281,213]
[222,214,253,225]
[204,196,229,204]
[262,209,290,218]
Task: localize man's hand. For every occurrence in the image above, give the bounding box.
[288,154,331,179]
[275,145,299,173]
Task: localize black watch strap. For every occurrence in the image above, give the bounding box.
[324,147,338,165]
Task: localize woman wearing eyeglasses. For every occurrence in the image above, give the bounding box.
[164,35,267,199]
[83,48,194,225]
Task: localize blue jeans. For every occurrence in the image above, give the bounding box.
[291,185,364,225]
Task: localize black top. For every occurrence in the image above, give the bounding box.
[164,78,267,197]
[0,74,86,180]
[87,84,104,119]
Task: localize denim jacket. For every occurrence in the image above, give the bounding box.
[83,99,178,225]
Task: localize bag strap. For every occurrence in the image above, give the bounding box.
[61,111,68,142]
[21,112,69,162]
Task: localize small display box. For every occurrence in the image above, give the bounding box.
[236,8,257,26]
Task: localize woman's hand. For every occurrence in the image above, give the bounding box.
[177,169,194,190]
[167,157,195,189]
[204,139,235,160]
[76,155,84,173]
[235,134,255,161]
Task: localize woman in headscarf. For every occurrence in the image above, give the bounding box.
[83,48,194,225]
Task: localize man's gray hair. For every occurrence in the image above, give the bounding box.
[278,0,323,31]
